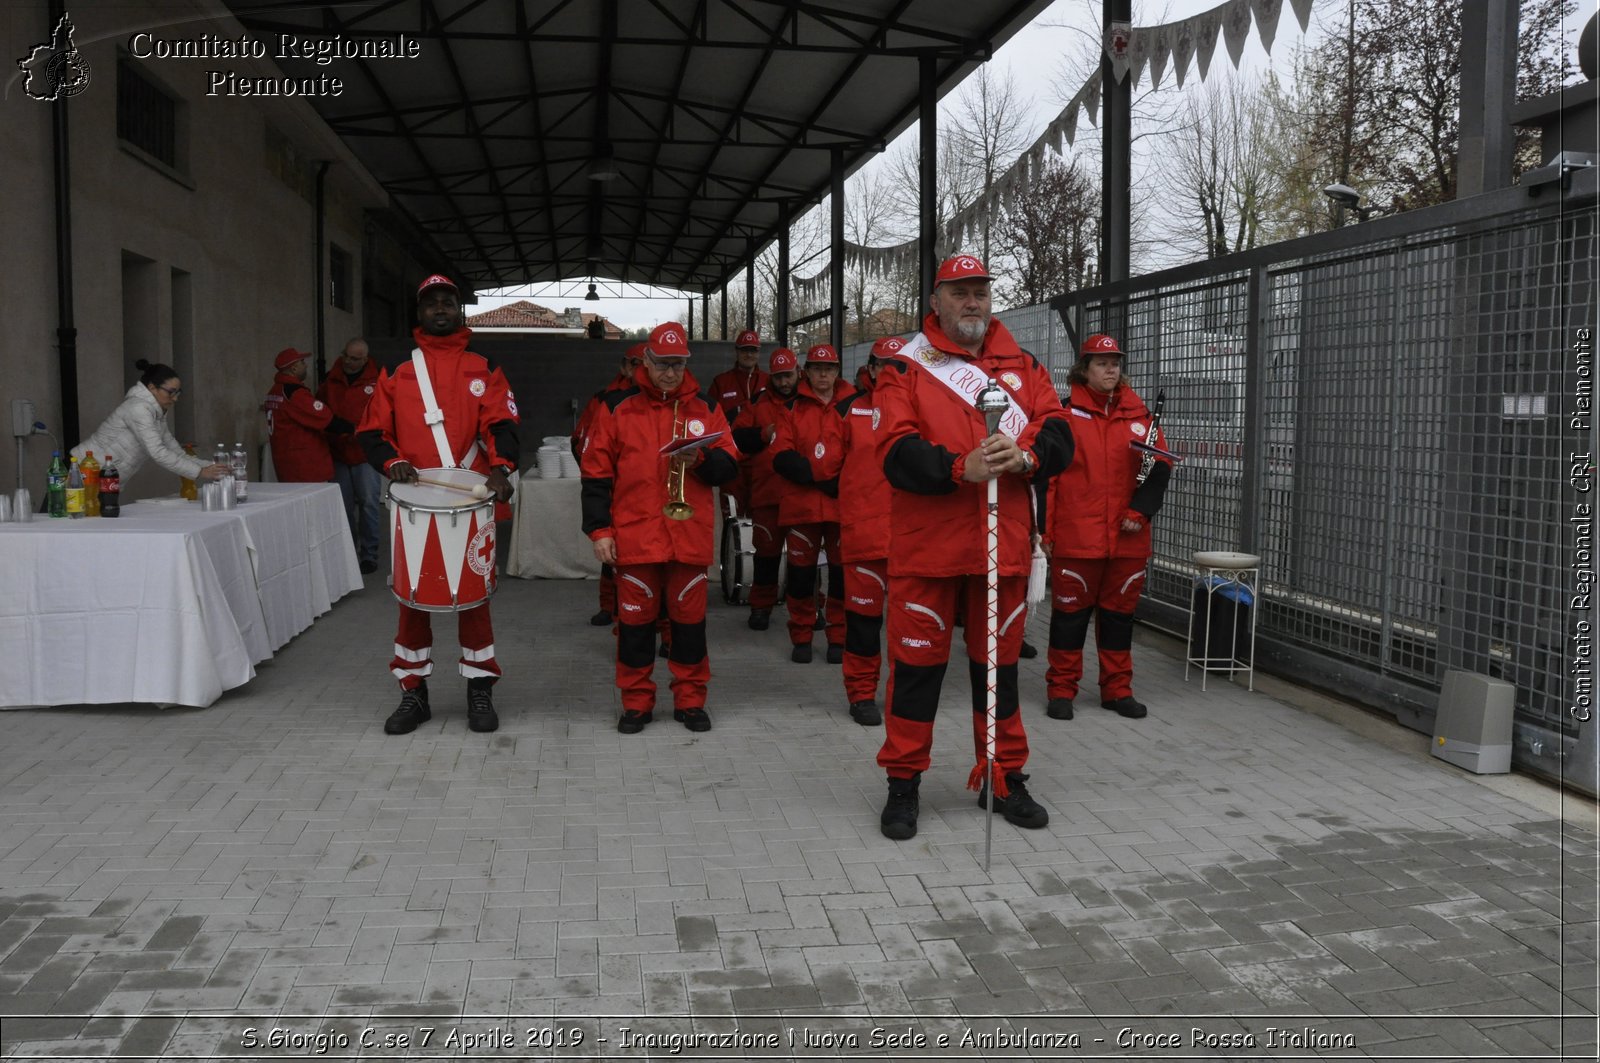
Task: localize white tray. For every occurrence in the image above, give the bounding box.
[1193,550,1260,569]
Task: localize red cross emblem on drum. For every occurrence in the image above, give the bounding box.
[468,523,495,577]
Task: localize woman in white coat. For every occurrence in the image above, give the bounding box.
[72,360,233,486]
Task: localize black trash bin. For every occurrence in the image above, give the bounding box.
[1190,576,1254,670]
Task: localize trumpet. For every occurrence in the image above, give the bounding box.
[664,399,694,520]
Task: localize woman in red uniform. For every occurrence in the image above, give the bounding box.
[1043,334,1175,722]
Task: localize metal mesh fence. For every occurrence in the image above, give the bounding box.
[1051,186,1597,792]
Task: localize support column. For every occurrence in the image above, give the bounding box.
[701,290,710,341]
[746,244,756,331]
[918,53,938,312]
[1457,0,1518,197]
[830,147,845,353]
[777,202,790,346]
[1101,0,1131,337]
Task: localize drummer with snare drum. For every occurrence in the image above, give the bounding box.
[358,274,521,735]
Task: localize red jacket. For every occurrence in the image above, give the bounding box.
[358,328,520,481]
[877,314,1073,578]
[580,365,739,565]
[831,386,890,561]
[772,378,855,526]
[265,372,338,483]
[317,359,382,466]
[1049,381,1173,559]
[730,387,792,509]
[710,365,768,420]
[572,371,632,458]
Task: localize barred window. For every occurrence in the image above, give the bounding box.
[116,58,177,168]
[329,244,352,311]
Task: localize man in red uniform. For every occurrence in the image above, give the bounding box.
[730,347,799,630]
[1044,334,1174,721]
[874,254,1075,841]
[265,348,348,484]
[581,322,739,734]
[711,330,768,523]
[358,274,520,735]
[827,335,906,725]
[318,338,384,574]
[573,344,645,626]
[772,343,854,664]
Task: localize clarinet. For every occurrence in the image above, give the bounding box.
[1136,389,1165,485]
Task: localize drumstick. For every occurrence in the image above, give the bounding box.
[416,477,491,499]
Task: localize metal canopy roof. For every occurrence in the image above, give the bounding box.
[228,0,1052,294]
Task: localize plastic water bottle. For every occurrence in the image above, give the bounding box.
[99,454,121,518]
[231,442,248,501]
[65,457,85,518]
[47,451,67,517]
[180,443,198,500]
[213,443,229,469]
[79,450,101,516]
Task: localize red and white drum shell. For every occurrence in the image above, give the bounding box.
[388,468,497,612]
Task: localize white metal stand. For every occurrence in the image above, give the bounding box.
[1184,550,1260,691]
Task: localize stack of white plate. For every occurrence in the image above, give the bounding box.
[559,452,582,478]
[537,444,564,479]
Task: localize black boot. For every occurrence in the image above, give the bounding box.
[826,643,844,664]
[1046,698,1075,720]
[673,707,712,732]
[976,771,1050,829]
[791,644,812,664]
[1018,640,1038,659]
[748,608,771,631]
[880,774,920,840]
[1102,696,1147,719]
[848,700,881,726]
[589,609,612,626]
[384,682,431,735]
[466,678,499,732]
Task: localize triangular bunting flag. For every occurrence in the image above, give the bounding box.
[1064,104,1079,146]
[1223,0,1252,68]
[1195,9,1221,81]
[1127,28,1150,89]
[1149,24,1172,89]
[1104,22,1131,82]
[1085,76,1101,125]
[1172,18,1196,88]
[1289,0,1314,32]
[1250,0,1284,53]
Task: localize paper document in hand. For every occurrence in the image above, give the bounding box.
[1129,439,1182,463]
[660,431,723,457]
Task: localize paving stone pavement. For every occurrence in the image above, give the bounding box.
[1,573,1596,1061]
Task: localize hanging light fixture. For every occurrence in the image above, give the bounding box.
[585,283,600,302]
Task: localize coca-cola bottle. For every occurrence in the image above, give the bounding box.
[99,454,121,518]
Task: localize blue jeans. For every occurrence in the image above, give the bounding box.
[335,460,384,565]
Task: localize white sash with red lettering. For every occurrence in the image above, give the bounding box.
[895,333,1030,439]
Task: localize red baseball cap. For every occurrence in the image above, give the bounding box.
[804,344,839,365]
[274,347,310,370]
[734,329,761,349]
[934,254,992,286]
[647,322,692,359]
[1080,333,1124,357]
[869,336,907,361]
[625,342,647,364]
[416,273,459,300]
[768,347,798,374]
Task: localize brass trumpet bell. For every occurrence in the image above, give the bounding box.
[663,398,695,520]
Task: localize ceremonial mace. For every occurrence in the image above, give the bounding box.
[975,379,1011,873]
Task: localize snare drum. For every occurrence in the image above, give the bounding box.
[720,514,754,604]
[389,467,497,612]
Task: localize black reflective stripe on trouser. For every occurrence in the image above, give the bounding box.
[787,563,817,599]
[669,619,707,664]
[888,661,947,723]
[1050,606,1095,651]
[968,658,1019,719]
[618,623,656,668]
[1096,609,1135,652]
[845,610,881,656]
[753,555,781,585]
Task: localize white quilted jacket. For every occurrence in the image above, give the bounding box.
[72,384,205,484]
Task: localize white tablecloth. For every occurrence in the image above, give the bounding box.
[507,474,598,579]
[0,483,361,708]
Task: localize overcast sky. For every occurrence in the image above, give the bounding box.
[474,0,1305,330]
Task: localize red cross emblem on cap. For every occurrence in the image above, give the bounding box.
[935,254,992,285]
[1080,333,1122,356]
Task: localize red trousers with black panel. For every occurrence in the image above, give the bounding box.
[842,559,888,703]
[784,522,844,647]
[876,573,1031,779]
[389,603,500,689]
[1045,556,1147,702]
[615,562,709,712]
[747,504,784,611]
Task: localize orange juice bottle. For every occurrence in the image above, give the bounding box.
[181,443,199,500]
[79,450,101,516]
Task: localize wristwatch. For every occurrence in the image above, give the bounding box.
[1018,449,1038,476]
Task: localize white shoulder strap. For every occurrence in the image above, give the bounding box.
[411,347,458,468]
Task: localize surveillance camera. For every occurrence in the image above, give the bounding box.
[1322,182,1361,208]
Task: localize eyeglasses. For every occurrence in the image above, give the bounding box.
[157,385,183,397]
[645,355,686,373]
